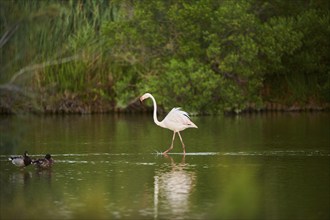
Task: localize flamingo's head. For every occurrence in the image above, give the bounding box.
[140,93,152,102]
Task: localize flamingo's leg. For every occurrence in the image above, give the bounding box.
[163,132,176,154]
[177,132,186,154]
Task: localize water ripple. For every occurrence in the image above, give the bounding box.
[221,150,330,157]
[0,150,329,162]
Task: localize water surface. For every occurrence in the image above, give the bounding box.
[0,113,329,219]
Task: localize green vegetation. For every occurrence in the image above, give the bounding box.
[1,0,329,114]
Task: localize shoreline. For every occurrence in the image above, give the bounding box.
[1,97,329,115]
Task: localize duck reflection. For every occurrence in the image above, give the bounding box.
[35,168,53,182]
[154,155,196,218]
[9,170,32,186]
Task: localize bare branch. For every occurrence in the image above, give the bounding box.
[0,83,24,93]
[8,54,81,84]
[0,23,20,48]
[211,62,248,85]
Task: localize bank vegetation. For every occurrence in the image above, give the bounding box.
[1,0,329,114]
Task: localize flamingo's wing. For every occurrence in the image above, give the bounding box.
[163,108,193,126]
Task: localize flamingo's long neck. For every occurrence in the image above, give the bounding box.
[149,95,162,127]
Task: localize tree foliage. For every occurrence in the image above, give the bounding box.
[1,0,329,113]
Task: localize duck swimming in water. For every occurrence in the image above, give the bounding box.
[33,154,54,169]
[9,151,32,168]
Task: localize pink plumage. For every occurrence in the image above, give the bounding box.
[140,93,197,154]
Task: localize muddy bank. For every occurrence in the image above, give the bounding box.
[243,102,330,113]
[0,89,329,114]
[1,96,329,115]
[0,91,113,114]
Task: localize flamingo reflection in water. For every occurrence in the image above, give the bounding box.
[154,155,196,218]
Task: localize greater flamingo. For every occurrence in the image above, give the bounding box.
[140,93,198,154]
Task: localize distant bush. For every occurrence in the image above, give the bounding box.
[1,0,329,113]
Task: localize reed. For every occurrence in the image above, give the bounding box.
[1,1,328,113]
[1,0,116,96]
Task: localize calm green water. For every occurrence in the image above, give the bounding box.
[0,113,329,219]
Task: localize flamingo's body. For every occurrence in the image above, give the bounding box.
[140,93,197,154]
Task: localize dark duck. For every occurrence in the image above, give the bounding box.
[9,151,32,168]
[33,154,54,169]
